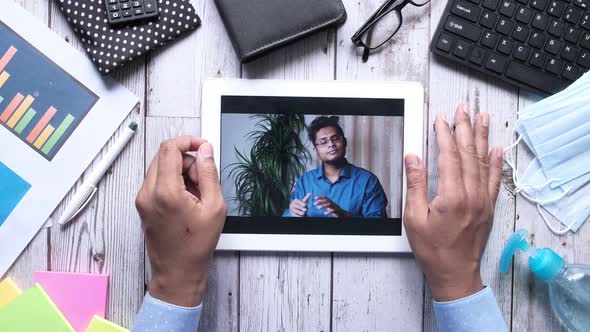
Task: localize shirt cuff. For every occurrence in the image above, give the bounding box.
[132,292,202,332]
[433,287,507,332]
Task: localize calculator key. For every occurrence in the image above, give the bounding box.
[514,44,531,61]
[133,8,144,15]
[496,18,514,35]
[562,64,580,80]
[444,16,482,42]
[499,0,517,17]
[564,27,583,43]
[548,20,566,37]
[109,11,121,20]
[437,33,455,52]
[563,6,583,24]
[506,60,563,92]
[578,51,590,67]
[469,46,488,65]
[109,4,119,11]
[561,44,579,61]
[132,1,142,7]
[451,0,481,22]
[122,9,133,17]
[107,0,117,4]
[530,0,548,9]
[482,31,499,48]
[529,32,546,48]
[453,39,472,58]
[512,24,530,41]
[485,52,509,72]
[515,6,533,23]
[498,38,515,54]
[582,33,590,49]
[480,11,498,28]
[121,2,131,10]
[547,1,566,17]
[483,0,501,9]
[530,51,548,67]
[145,1,157,13]
[546,57,563,74]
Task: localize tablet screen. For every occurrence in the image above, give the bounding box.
[220,95,404,236]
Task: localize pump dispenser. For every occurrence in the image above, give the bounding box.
[500,229,590,331]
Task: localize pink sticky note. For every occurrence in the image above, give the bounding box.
[34,271,109,332]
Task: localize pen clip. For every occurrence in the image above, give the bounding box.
[66,185,98,224]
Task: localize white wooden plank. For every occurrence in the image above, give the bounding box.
[331,1,428,331]
[47,3,146,328]
[239,31,336,332]
[423,1,519,331]
[4,0,50,289]
[146,0,240,117]
[144,116,239,332]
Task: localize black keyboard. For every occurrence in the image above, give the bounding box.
[431,0,590,94]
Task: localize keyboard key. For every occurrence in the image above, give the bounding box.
[108,4,119,11]
[497,18,515,35]
[483,0,501,9]
[468,0,482,3]
[546,57,564,74]
[485,52,509,72]
[109,11,121,20]
[145,1,157,13]
[530,50,548,67]
[578,50,590,67]
[562,64,580,80]
[480,11,498,28]
[119,0,129,2]
[437,33,455,52]
[513,25,530,41]
[548,20,566,36]
[565,27,583,43]
[499,0,518,16]
[506,60,565,92]
[444,16,483,41]
[563,6,583,24]
[582,33,590,48]
[132,1,142,7]
[452,0,482,22]
[469,46,488,64]
[133,8,144,15]
[453,39,472,58]
[529,32,547,48]
[498,38,516,54]
[545,38,562,54]
[515,6,533,23]
[517,0,529,3]
[532,13,549,30]
[107,0,117,4]
[547,1,566,16]
[573,0,589,9]
[482,31,499,47]
[561,44,580,61]
[121,2,131,10]
[514,44,531,60]
[530,0,548,9]
[581,14,590,30]
[122,9,132,17]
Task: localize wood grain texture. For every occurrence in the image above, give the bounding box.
[146,0,239,117]
[331,1,428,331]
[47,2,146,328]
[239,31,336,332]
[424,0,518,330]
[144,116,239,332]
[4,0,50,292]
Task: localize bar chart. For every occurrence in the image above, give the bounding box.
[0,22,98,161]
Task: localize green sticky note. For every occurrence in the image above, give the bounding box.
[86,315,129,332]
[0,284,74,332]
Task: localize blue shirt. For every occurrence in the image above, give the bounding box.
[282,162,388,218]
[132,287,507,331]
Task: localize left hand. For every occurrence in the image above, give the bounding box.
[314,196,350,217]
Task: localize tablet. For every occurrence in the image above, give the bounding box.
[202,80,424,253]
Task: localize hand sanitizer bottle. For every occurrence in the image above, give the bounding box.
[500,229,590,331]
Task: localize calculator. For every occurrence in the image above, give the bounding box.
[105,0,159,27]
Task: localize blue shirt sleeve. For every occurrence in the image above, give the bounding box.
[132,292,202,332]
[433,286,507,332]
[361,175,388,218]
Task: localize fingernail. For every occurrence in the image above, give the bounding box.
[462,102,469,115]
[482,112,490,127]
[405,155,420,168]
[200,143,213,159]
[494,146,503,159]
[436,112,447,123]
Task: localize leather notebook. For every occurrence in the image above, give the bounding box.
[214,0,347,63]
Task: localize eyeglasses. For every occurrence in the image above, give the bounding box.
[315,134,343,147]
[351,0,431,62]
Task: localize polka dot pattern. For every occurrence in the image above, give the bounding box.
[57,0,201,74]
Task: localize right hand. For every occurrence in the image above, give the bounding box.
[289,193,312,217]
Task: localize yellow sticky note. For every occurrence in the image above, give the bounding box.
[0,277,21,308]
[86,316,129,332]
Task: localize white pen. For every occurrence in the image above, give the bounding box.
[58,122,138,226]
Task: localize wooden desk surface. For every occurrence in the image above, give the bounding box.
[8,0,588,331]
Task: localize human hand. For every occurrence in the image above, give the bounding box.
[135,136,227,307]
[289,193,312,217]
[403,103,503,302]
[314,196,350,217]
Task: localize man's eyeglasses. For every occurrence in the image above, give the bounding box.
[315,135,343,147]
[351,0,431,62]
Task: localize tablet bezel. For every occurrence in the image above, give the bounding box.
[202,79,424,253]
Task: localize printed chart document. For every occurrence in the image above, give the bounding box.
[0,1,138,276]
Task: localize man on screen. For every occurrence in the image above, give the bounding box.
[283,116,388,218]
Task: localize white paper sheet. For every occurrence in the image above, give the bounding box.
[0,1,138,276]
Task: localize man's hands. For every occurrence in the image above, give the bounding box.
[289,193,312,217]
[314,196,350,217]
[135,136,226,307]
[403,103,503,302]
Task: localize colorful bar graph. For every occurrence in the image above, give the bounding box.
[14,108,36,134]
[7,95,34,128]
[41,114,75,155]
[0,71,9,88]
[33,124,54,149]
[26,106,57,143]
[0,93,24,122]
[0,46,17,72]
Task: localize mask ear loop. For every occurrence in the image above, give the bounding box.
[536,204,572,235]
[503,134,524,187]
